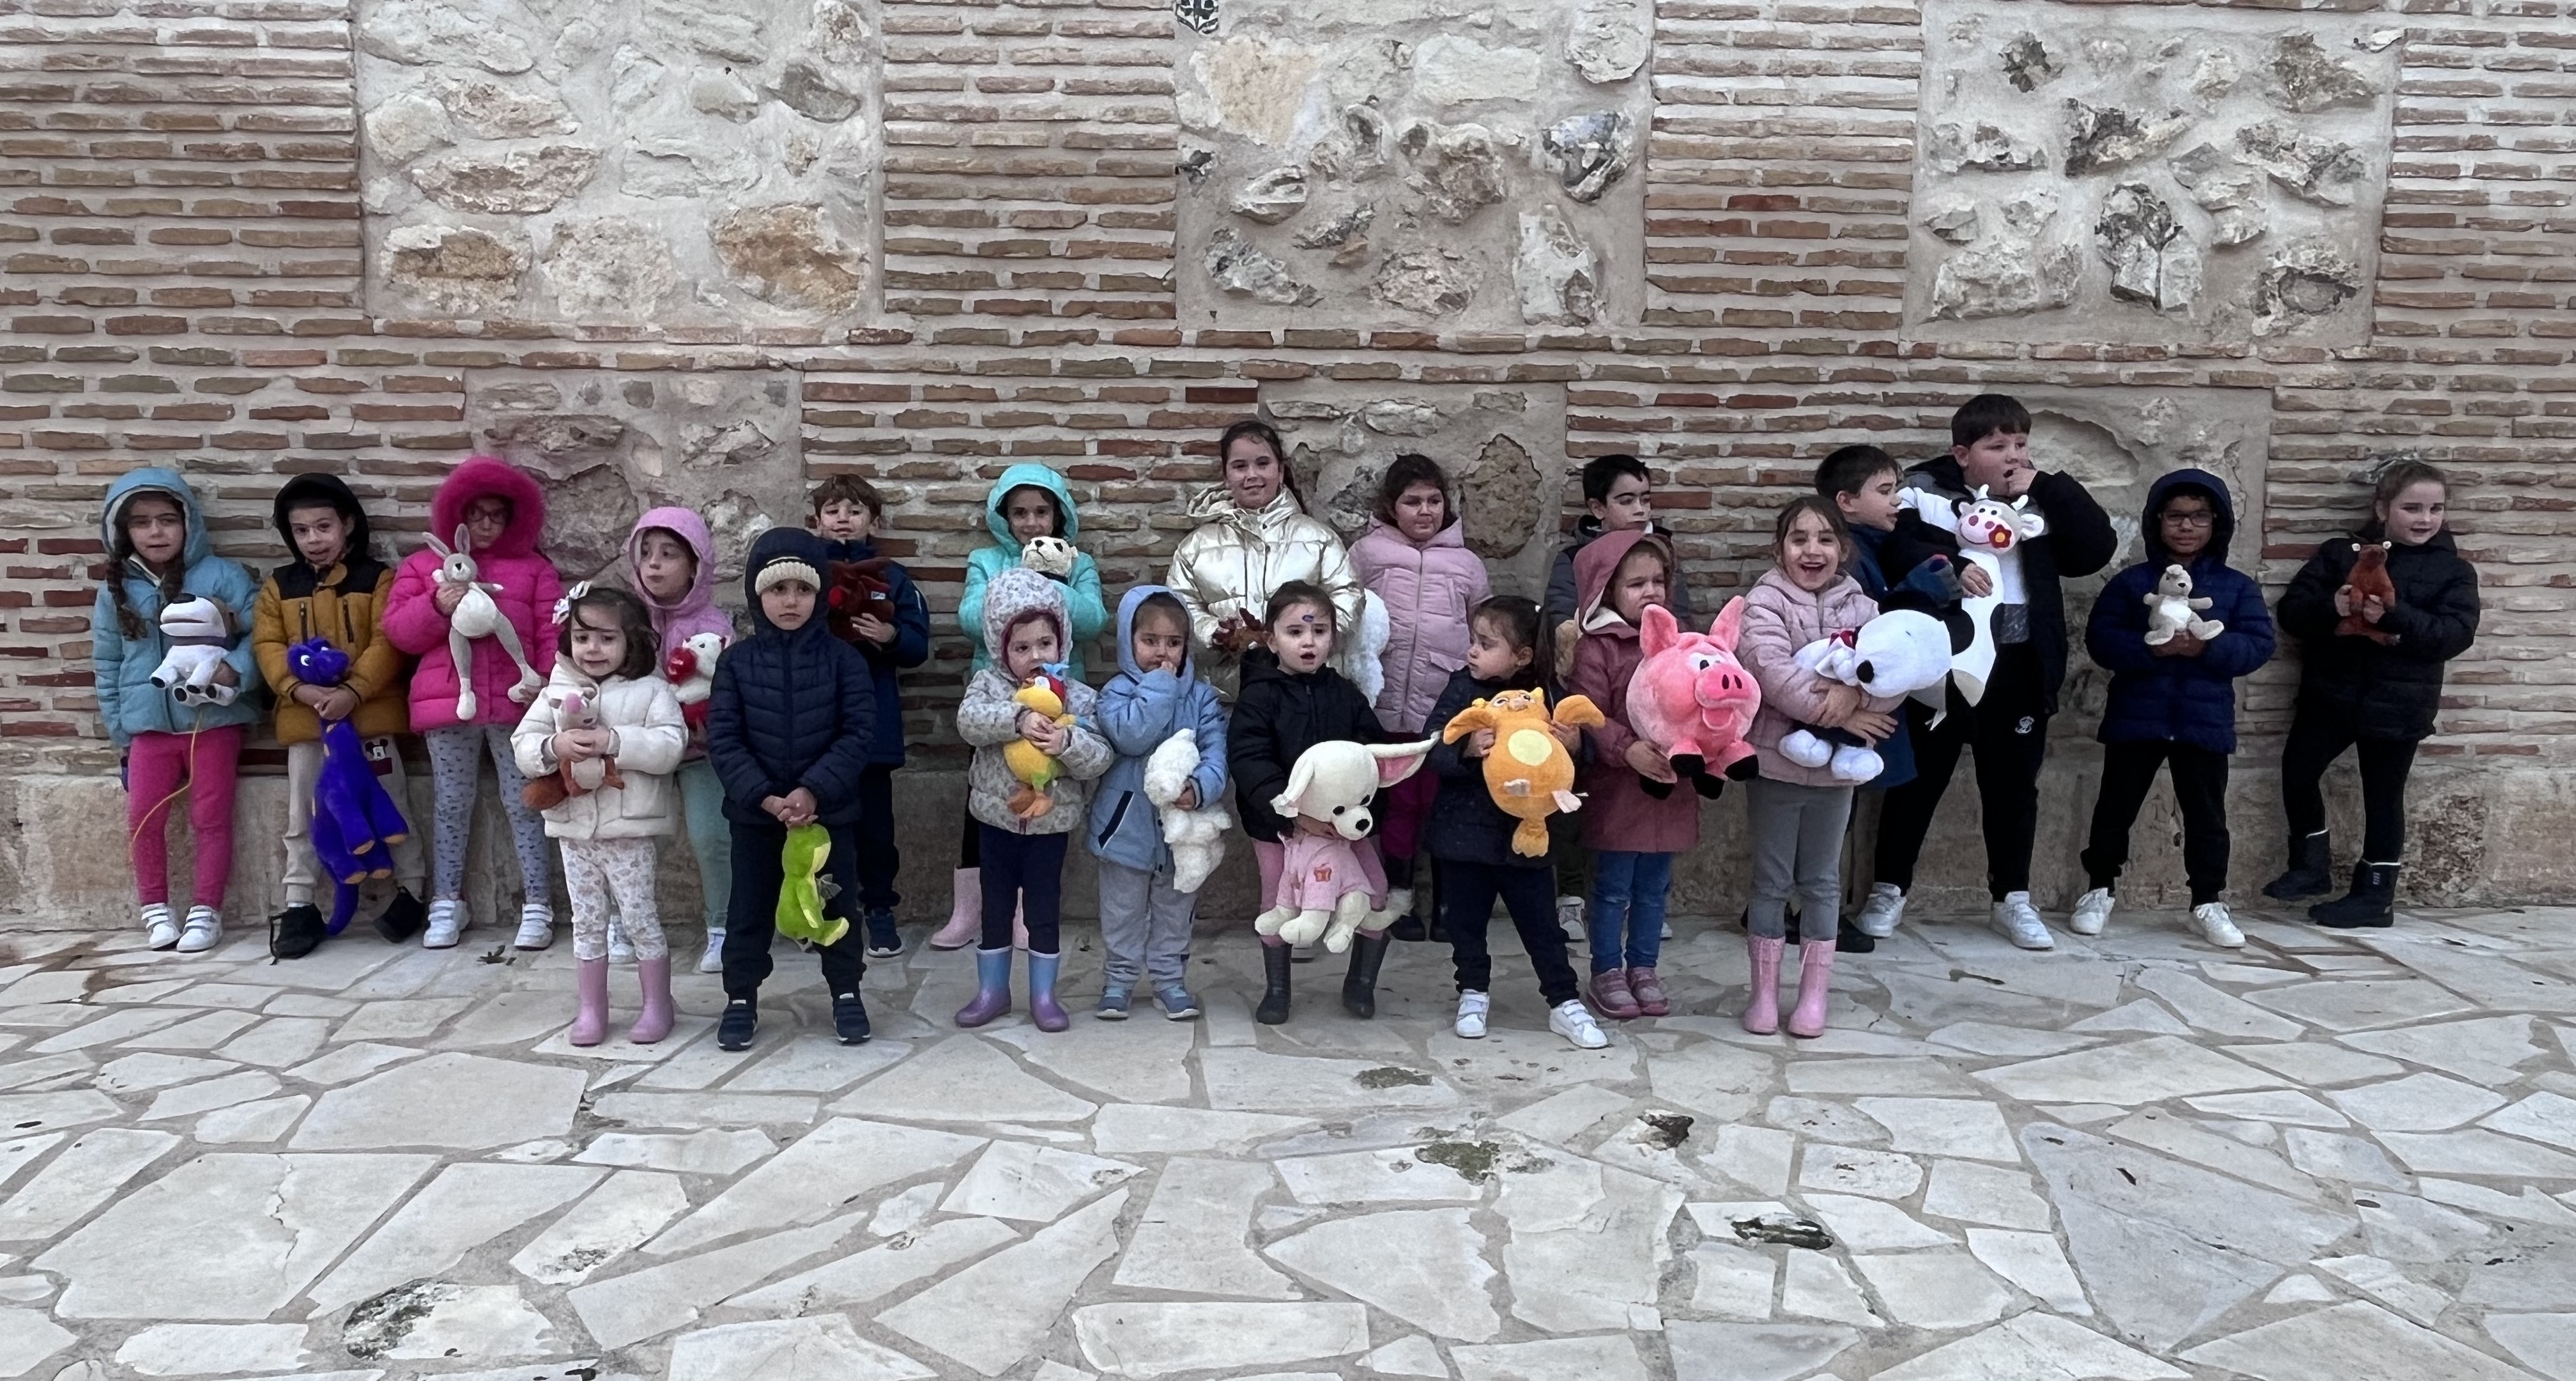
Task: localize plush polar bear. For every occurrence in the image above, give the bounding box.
[1143,728,1232,894]
[2143,564,2225,645]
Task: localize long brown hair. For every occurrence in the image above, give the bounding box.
[108,490,187,639]
[556,585,659,681]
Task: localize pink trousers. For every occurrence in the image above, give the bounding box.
[126,725,245,909]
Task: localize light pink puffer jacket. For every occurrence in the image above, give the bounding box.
[1349,518,1490,734]
[1739,567,1899,787]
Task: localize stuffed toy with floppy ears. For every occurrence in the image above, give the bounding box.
[1897,484,2047,706]
[1781,610,1953,783]
[521,683,626,813]
[777,823,848,946]
[1255,739,1436,953]
[1143,728,1232,894]
[662,630,724,729]
[2335,541,2398,645]
[424,525,542,721]
[1625,598,1763,799]
[286,638,411,934]
[149,596,242,707]
[1440,688,1604,856]
[2145,564,2227,647]
[826,557,898,645]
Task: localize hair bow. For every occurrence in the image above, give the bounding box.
[551,580,593,628]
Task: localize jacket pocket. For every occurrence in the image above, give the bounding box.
[1097,791,1133,849]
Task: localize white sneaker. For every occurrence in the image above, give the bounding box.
[514,905,555,951]
[2069,887,2113,936]
[1990,891,2053,950]
[141,904,179,951]
[1660,920,1674,941]
[2192,901,2246,949]
[699,927,726,974]
[1455,991,1490,1039]
[606,917,634,964]
[424,899,464,950]
[1550,999,1609,1050]
[1556,895,1584,938]
[175,906,222,954]
[1856,883,1905,938]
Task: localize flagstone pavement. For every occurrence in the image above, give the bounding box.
[0,904,2570,1380]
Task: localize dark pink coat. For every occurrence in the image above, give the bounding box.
[383,456,562,731]
[1567,529,1700,854]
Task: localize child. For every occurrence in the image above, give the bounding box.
[705,529,880,1051]
[255,474,425,958]
[939,463,1107,952]
[382,456,563,950]
[1228,581,1395,1025]
[626,507,735,973]
[1867,395,2115,949]
[1349,453,1489,940]
[1422,596,1608,1050]
[954,568,1112,1032]
[2071,472,2276,947]
[2267,461,2478,928]
[1567,529,1696,1019]
[1088,587,1227,1021]
[1738,499,1904,1037]
[1165,419,1367,700]
[511,587,687,1045]
[93,468,263,953]
[809,475,931,960]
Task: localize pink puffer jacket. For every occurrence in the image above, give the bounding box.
[383,456,562,731]
[1349,518,1490,734]
[1740,567,1899,787]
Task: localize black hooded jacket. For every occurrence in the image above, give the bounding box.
[2278,525,2480,742]
[1226,645,1392,844]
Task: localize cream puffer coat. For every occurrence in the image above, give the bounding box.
[1165,487,1366,699]
[509,664,690,840]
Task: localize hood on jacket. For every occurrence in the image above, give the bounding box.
[1361,515,1467,553]
[985,463,1082,548]
[1114,583,1196,681]
[1186,484,1305,536]
[627,505,719,620]
[981,566,1070,668]
[740,527,834,639]
[429,456,547,561]
[270,474,374,568]
[2141,468,2237,567]
[103,467,212,575]
[1903,454,1970,495]
[1572,527,1666,632]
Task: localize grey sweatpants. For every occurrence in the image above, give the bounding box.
[1747,776,1853,945]
[1096,858,1195,991]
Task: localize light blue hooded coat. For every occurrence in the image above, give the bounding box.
[957,463,1108,679]
[1085,586,1229,878]
[91,468,263,747]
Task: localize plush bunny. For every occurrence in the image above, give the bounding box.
[1255,738,1436,953]
[1144,728,1232,893]
[521,683,625,812]
[1439,688,1604,856]
[425,523,541,721]
[148,596,241,707]
[2336,541,2398,645]
[2144,564,2226,646]
[1625,598,1763,799]
[1780,610,1954,782]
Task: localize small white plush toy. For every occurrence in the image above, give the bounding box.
[1780,609,1954,782]
[426,524,541,721]
[1143,728,1232,894]
[2143,564,2225,645]
[148,596,241,707]
[1337,589,1392,706]
[1021,534,1077,579]
[664,630,724,710]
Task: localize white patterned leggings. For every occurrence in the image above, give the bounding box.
[563,837,667,962]
[424,724,553,906]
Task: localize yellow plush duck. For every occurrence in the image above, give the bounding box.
[1441,688,1606,856]
[1004,668,1076,819]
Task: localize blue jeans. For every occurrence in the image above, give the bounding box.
[1588,850,1673,975]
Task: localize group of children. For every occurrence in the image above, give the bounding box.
[91,393,2478,1051]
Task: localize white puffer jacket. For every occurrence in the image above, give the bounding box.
[509,664,689,841]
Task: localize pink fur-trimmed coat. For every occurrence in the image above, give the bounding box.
[381,456,562,731]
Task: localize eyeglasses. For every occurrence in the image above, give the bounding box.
[2161,511,2216,528]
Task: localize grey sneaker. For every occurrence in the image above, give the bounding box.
[1990,891,2053,950]
[2069,887,2113,937]
[1095,987,1131,1021]
[1155,985,1201,1021]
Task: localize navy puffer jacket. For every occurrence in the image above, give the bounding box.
[707,528,879,827]
[2085,470,2275,754]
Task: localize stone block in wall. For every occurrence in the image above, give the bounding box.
[356,0,879,327]
[1902,1,2397,348]
[1175,0,1649,334]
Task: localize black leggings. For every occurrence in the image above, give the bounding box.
[2281,709,2418,863]
[958,806,981,870]
[981,824,1066,955]
[1440,856,1581,1007]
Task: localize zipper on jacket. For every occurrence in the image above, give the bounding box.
[1098,791,1132,849]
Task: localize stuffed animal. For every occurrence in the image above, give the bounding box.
[1004,668,1076,819]
[777,822,847,946]
[2145,564,2226,646]
[148,596,241,707]
[521,684,625,813]
[1021,535,1077,580]
[2336,541,2398,645]
[1625,598,1763,799]
[1144,728,1232,893]
[662,631,724,729]
[287,638,411,935]
[1780,610,1954,782]
[1440,688,1605,856]
[1896,484,2048,705]
[826,557,898,645]
[1255,739,1437,953]
[425,523,542,721]
[1339,590,1392,707]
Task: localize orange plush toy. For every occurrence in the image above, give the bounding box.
[2336,541,2399,645]
[1440,688,1606,856]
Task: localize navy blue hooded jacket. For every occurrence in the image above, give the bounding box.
[707,528,879,827]
[820,536,930,766]
[2084,469,2275,753]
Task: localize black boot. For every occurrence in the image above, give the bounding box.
[1835,914,1877,954]
[270,904,326,961]
[1390,913,1427,942]
[373,888,427,944]
[2264,831,2334,901]
[1342,928,1393,1019]
[1255,943,1294,1025]
[2311,861,2399,929]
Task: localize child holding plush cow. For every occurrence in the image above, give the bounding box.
[512,587,688,1045]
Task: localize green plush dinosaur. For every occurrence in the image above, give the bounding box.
[777,824,848,947]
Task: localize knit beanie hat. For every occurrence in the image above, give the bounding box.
[753,552,820,596]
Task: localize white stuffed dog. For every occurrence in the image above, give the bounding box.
[1021,534,1077,579]
[1144,728,1232,894]
[148,596,240,707]
[1780,609,1953,782]
[1255,737,1436,953]
[2143,564,2225,645]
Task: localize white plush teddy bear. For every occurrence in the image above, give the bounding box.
[1338,590,1392,706]
[148,596,240,707]
[1020,534,1077,579]
[1143,728,1233,895]
[2143,564,2225,645]
[1779,609,1954,782]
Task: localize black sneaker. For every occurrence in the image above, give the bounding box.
[832,991,871,1045]
[863,908,903,959]
[717,998,758,1051]
[270,904,326,962]
[373,888,427,945]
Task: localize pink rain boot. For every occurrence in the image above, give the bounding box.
[930,868,981,950]
[569,957,611,1047]
[1789,940,1835,1038]
[629,956,674,1045]
[1742,935,1783,1035]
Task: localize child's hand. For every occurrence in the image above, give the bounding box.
[2334,585,2355,618]
[2361,594,2387,625]
[553,729,608,763]
[1177,782,1201,811]
[1018,711,1066,752]
[1817,684,1863,729]
[1553,721,1581,750]
[1845,708,1898,743]
[761,793,794,823]
[433,582,466,617]
[2150,632,2205,658]
[316,686,359,721]
[1624,739,1678,784]
[1464,727,1496,759]
[1958,563,1995,598]
[781,787,818,824]
[854,613,896,645]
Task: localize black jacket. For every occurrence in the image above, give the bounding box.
[2278,528,2478,743]
[1421,668,1588,869]
[707,528,879,827]
[1227,645,1390,844]
[1881,456,2118,716]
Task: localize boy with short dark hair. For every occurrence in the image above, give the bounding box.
[809,473,931,960]
[1544,454,1696,630]
[1865,394,2117,950]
